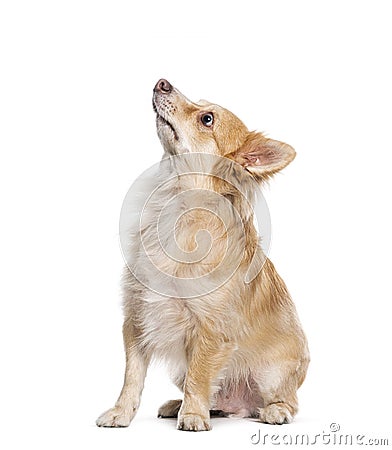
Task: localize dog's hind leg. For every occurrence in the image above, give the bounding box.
[158,399,182,418]
[254,356,309,425]
[96,319,150,427]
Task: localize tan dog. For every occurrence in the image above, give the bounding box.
[96,79,309,431]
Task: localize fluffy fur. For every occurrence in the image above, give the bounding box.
[96,79,309,431]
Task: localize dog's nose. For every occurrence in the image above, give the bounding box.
[154,79,173,94]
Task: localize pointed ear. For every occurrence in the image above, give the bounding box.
[230,132,296,178]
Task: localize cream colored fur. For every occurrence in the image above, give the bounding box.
[96,79,309,431]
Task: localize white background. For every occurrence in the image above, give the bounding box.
[1,1,391,448]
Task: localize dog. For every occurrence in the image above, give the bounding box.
[96,79,309,431]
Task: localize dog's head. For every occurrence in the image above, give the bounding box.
[153,79,295,180]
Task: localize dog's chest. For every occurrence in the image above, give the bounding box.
[140,190,235,280]
[140,297,195,364]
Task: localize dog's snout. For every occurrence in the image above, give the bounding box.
[154,79,173,94]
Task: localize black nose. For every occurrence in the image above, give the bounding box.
[154,79,173,94]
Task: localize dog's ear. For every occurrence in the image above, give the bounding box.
[230,132,296,179]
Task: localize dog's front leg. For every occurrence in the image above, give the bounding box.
[177,334,233,432]
[96,321,150,427]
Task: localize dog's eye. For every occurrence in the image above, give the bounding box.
[200,113,214,127]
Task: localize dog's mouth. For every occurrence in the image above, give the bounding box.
[152,100,179,141]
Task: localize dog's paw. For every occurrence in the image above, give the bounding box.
[177,413,211,431]
[96,406,133,428]
[158,399,182,418]
[258,403,293,425]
